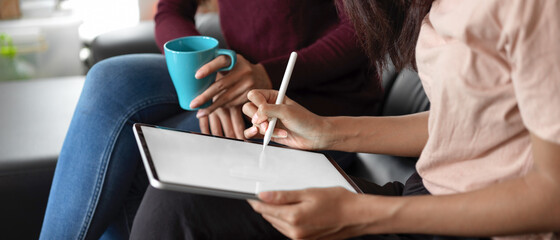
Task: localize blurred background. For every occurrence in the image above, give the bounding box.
[0,1,222,238]
[0,0,155,238]
[0,0,159,80]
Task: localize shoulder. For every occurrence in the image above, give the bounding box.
[430,0,559,28]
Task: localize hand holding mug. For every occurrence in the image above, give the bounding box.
[164,36,236,111]
[191,54,273,118]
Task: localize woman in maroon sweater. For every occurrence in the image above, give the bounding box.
[156,0,381,135]
[39,0,381,239]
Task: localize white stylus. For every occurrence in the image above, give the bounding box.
[262,51,297,151]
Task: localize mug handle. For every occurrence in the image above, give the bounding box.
[216,49,237,71]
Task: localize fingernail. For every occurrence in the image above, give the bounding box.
[260,122,267,130]
[195,71,203,79]
[190,101,198,109]
[247,200,260,210]
[251,114,258,124]
[259,191,274,201]
[247,126,258,136]
[196,111,206,118]
[277,130,288,138]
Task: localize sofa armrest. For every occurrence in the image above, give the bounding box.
[88,13,226,69]
[88,21,160,67]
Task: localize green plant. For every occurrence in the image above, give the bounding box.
[0,33,17,58]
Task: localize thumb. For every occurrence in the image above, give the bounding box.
[258,190,304,204]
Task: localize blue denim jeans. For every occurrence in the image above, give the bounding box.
[39,54,197,240]
[39,53,357,240]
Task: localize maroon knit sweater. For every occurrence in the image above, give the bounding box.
[155,0,382,116]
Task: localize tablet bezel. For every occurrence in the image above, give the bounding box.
[133,123,362,200]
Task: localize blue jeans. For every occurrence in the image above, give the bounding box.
[39,54,197,240]
[39,54,357,240]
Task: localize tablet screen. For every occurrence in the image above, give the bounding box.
[134,124,360,199]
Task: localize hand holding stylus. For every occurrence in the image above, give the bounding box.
[262,52,297,151]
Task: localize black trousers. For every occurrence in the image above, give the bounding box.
[129,173,486,240]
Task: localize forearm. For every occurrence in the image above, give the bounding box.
[354,134,560,236]
[361,172,560,236]
[323,111,429,157]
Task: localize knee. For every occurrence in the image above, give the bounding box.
[87,54,166,91]
[81,54,172,106]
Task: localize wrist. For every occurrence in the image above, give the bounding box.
[355,195,404,235]
[319,117,339,150]
[321,117,360,152]
[254,63,273,89]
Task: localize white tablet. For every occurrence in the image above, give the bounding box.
[133,123,362,200]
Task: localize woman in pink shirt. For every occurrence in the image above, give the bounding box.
[130,0,560,239]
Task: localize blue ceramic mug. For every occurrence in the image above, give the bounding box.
[164,36,236,110]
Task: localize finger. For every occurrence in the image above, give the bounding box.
[258,121,268,135]
[190,77,234,110]
[249,199,279,215]
[258,103,290,121]
[216,108,235,138]
[243,126,260,139]
[247,199,258,208]
[230,107,246,140]
[248,89,297,105]
[253,101,292,126]
[247,199,264,213]
[198,79,249,116]
[246,90,274,124]
[254,106,275,126]
[261,214,294,238]
[251,203,307,235]
[272,128,288,138]
[194,55,231,79]
[209,112,223,136]
[198,115,210,135]
[247,89,278,106]
[258,190,304,205]
[263,214,323,240]
[255,122,288,139]
[220,77,255,107]
[242,102,258,120]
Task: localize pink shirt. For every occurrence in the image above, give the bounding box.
[416,0,560,196]
[416,2,560,237]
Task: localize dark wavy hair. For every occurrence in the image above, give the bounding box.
[341,0,434,74]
